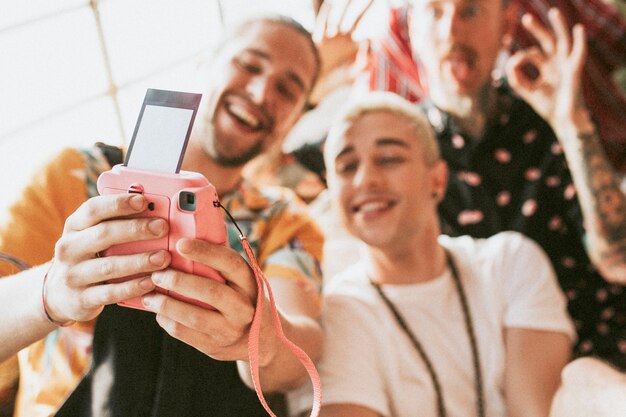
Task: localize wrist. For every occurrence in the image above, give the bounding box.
[41,264,76,327]
[552,108,596,139]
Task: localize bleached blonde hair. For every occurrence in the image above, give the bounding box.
[325,91,441,168]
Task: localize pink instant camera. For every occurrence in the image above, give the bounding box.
[96,88,226,310]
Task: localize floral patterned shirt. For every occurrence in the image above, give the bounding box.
[0,145,323,417]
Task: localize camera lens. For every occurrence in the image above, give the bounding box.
[179,191,196,212]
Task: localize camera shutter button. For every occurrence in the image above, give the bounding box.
[127,183,144,194]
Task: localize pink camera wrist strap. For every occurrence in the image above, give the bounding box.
[241,236,322,417]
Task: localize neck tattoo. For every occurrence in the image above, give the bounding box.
[370,249,485,417]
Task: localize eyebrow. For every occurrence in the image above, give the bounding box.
[334,137,411,160]
[375,137,411,148]
[335,144,355,160]
[245,48,306,92]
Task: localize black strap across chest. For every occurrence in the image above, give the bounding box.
[370,250,485,417]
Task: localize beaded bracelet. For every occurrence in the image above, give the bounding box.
[41,264,76,327]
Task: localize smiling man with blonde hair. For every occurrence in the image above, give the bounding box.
[289,92,574,417]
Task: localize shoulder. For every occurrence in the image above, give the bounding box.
[40,144,114,180]
[321,270,383,337]
[324,262,377,304]
[439,232,551,284]
[230,181,310,218]
[441,231,543,258]
[22,147,91,195]
[253,185,311,220]
[0,146,104,268]
[484,231,548,261]
[229,182,324,271]
[42,147,88,174]
[77,144,119,197]
[27,143,121,204]
[238,182,322,246]
[50,144,115,167]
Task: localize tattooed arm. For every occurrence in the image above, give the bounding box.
[558,128,626,283]
[506,8,626,283]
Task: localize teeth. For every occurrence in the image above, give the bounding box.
[358,201,389,213]
[227,103,260,129]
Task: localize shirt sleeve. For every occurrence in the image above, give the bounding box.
[499,232,576,340]
[288,295,390,416]
[260,199,324,293]
[0,147,92,414]
[0,147,89,275]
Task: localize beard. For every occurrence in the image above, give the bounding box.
[197,122,267,168]
[212,139,264,167]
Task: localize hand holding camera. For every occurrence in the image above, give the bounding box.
[42,192,171,325]
[96,89,228,310]
[42,89,321,416]
[44,89,223,323]
[97,164,227,309]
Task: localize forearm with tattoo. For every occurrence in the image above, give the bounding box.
[564,130,626,283]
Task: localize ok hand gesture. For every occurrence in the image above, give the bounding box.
[506,8,593,134]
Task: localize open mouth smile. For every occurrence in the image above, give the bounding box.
[222,94,272,134]
[226,101,264,131]
[352,199,396,214]
[442,45,477,82]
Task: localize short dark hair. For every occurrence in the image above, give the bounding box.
[220,15,321,96]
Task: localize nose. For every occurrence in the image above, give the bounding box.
[438,6,464,40]
[246,75,271,105]
[353,160,381,190]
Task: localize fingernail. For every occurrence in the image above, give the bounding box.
[151,272,162,285]
[548,8,559,19]
[129,194,145,210]
[139,277,154,290]
[178,239,193,254]
[149,251,166,266]
[142,295,153,308]
[148,218,166,235]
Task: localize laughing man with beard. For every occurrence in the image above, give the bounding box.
[406,0,626,369]
[0,16,323,417]
[296,0,624,369]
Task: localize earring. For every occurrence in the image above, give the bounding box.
[431,192,438,199]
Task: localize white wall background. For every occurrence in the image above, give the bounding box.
[0,0,388,218]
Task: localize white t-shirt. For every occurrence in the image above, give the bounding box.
[289,231,575,417]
